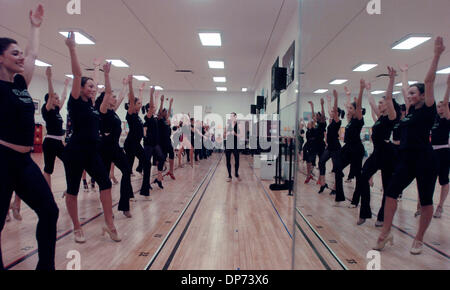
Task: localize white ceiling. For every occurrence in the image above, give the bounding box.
[1,0,449,96]
[0,0,297,93]
[299,0,450,95]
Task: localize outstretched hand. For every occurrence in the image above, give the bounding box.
[435,36,445,56]
[360,79,366,89]
[45,67,52,78]
[344,86,351,96]
[65,31,76,49]
[387,66,397,79]
[30,4,44,28]
[398,64,408,72]
[103,62,111,74]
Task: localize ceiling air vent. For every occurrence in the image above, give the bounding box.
[175,70,193,73]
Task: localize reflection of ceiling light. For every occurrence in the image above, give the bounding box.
[437,67,450,74]
[353,63,378,72]
[395,81,418,87]
[133,75,150,81]
[393,91,401,95]
[329,79,348,85]
[35,59,51,67]
[213,77,226,83]
[314,89,328,94]
[392,34,432,50]
[199,32,222,46]
[216,87,227,92]
[153,86,164,91]
[208,61,225,69]
[65,74,74,79]
[97,85,105,89]
[371,90,386,95]
[242,88,248,92]
[105,59,129,68]
[59,31,96,45]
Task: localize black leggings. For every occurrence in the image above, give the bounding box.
[0,144,59,270]
[64,143,112,196]
[356,143,395,220]
[386,148,437,206]
[308,143,325,166]
[434,148,449,186]
[43,138,65,174]
[141,145,164,196]
[318,148,340,176]
[124,139,146,173]
[225,149,240,178]
[334,143,364,203]
[101,143,134,212]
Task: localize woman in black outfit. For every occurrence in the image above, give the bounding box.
[0,5,59,270]
[96,66,134,219]
[141,89,165,196]
[334,79,365,207]
[375,37,445,255]
[63,32,119,243]
[303,120,315,183]
[225,113,241,182]
[159,98,176,180]
[42,67,69,189]
[306,100,326,184]
[318,90,342,194]
[355,67,399,226]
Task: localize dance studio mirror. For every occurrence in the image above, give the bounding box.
[293,0,450,270]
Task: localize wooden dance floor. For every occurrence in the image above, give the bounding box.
[1,153,449,270]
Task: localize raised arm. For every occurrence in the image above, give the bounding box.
[320,98,325,118]
[45,67,55,111]
[147,87,155,118]
[344,86,352,107]
[326,95,333,117]
[385,67,397,121]
[60,77,70,107]
[308,101,315,118]
[424,37,445,107]
[127,75,135,115]
[444,75,450,120]
[366,82,379,122]
[66,32,82,99]
[158,94,165,116]
[114,77,128,111]
[332,90,339,122]
[355,79,365,120]
[22,5,44,86]
[100,62,113,114]
[168,98,173,118]
[138,82,146,102]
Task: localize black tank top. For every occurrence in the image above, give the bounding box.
[326,120,342,151]
[42,105,64,136]
[372,115,395,147]
[0,74,35,146]
[67,95,101,145]
[126,113,143,142]
[399,103,436,150]
[100,110,122,144]
[431,115,450,146]
[344,118,364,145]
[144,115,160,147]
[392,123,401,142]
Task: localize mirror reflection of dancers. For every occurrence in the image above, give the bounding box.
[159,98,176,180]
[225,113,241,182]
[305,100,326,184]
[0,4,59,270]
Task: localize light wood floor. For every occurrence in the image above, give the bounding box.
[2,153,448,270]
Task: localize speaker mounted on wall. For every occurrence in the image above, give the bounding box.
[274,67,287,91]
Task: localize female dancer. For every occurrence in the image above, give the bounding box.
[159,98,176,180]
[0,4,59,270]
[63,32,119,243]
[306,100,326,184]
[375,37,445,254]
[334,79,365,207]
[42,67,69,188]
[225,113,241,182]
[355,67,399,226]
[95,66,134,219]
[318,90,343,194]
[141,88,165,196]
[430,74,450,218]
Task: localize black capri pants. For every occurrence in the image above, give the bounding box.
[141,145,165,196]
[63,143,112,196]
[124,138,146,173]
[43,137,65,174]
[386,148,437,206]
[433,148,449,186]
[319,148,339,176]
[0,144,59,270]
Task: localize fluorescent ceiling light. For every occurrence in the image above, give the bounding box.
[437,67,450,74]
[242,88,248,92]
[393,91,401,95]
[213,77,226,83]
[65,74,74,79]
[395,81,418,87]
[199,32,222,46]
[59,31,95,45]
[154,86,164,91]
[208,61,225,69]
[371,90,386,95]
[329,79,348,85]
[392,34,432,50]
[216,87,227,92]
[133,75,150,81]
[314,89,328,94]
[35,59,51,67]
[353,63,378,72]
[97,85,105,89]
[105,59,129,68]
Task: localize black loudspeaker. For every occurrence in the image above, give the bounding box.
[257,96,264,109]
[274,67,287,91]
[251,105,257,114]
